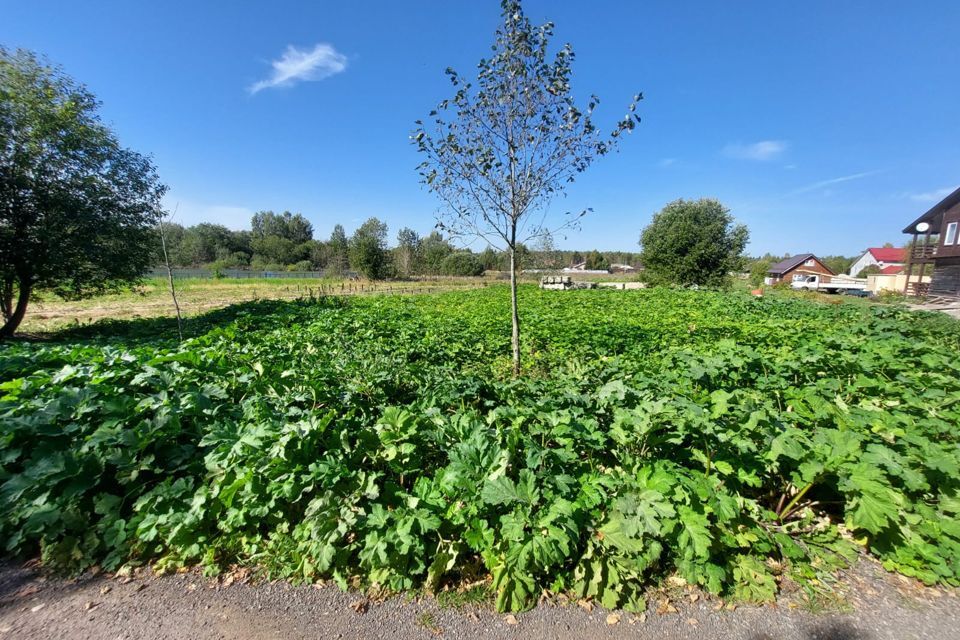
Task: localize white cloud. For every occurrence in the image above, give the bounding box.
[788,170,881,196]
[723,140,787,161]
[249,43,347,94]
[908,186,958,203]
[658,158,678,167]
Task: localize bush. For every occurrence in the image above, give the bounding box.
[288,260,313,272]
[440,252,484,276]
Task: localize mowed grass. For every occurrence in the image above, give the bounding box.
[20,276,493,333]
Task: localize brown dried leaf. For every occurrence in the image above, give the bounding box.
[349,599,369,615]
[656,599,678,615]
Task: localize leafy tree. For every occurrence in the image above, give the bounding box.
[441,251,484,276]
[251,210,313,244]
[0,48,166,336]
[820,255,854,276]
[155,222,186,264]
[856,264,883,278]
[584,250,609,271]
[252,235,308,266]
[395,227,421,277]
[478,246,500,271]
[748,257,774,287]
[639,199,749,288]
[421,231,454,275]
[179,223,237,265]
[349,217,390,280]
[414,0,639,375]
[328,225,350,275]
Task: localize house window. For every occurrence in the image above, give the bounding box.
[792,273,806,282]
[945,222,958,246]
[804,259,814,266]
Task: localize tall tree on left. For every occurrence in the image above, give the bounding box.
[0,48,166,336]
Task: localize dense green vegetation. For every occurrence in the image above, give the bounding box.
[0,47,165,336]
[2,288,959,612]
[639,198,749,287]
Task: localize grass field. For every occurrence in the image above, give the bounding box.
[20,276,493,333]
[18,271,648,334]
[3,286,959,612]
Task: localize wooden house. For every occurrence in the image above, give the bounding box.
[902,186,960,297]
[765,254,836,284]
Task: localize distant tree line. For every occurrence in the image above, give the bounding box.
[156,212,641,280]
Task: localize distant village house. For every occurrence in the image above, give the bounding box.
[848,247,906,277]
[765,254,835,285]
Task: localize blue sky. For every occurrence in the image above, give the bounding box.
[4,1,959,255]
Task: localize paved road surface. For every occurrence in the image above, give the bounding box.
[1,559,958,640]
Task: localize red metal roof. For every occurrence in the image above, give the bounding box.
[880,265,904,275]
[867,247,905,262]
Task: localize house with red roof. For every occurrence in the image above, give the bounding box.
[848,247,906,277]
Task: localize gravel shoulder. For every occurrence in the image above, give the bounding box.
[1,558,958,640]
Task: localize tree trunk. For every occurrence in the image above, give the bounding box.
[0,278,12,321]
[0,276,31,338]
[509,231,521,377]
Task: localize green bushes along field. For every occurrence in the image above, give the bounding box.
[2,287,960,611]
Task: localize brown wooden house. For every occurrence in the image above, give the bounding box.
[765,254,836,284]
[902,186,960,297]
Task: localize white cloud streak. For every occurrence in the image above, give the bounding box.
[908,186,958,203]
[249,43,347,94]
[723,140,787,161]
[788,170,881,196]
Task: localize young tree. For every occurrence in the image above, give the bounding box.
[0,48,166,336]
[747,257,774,287]
[349,217,390,280]
[395,227,421,277]
[639,198,749,288]
[327,224,349,275]
[414,0,639,375]
[532,230,561,269]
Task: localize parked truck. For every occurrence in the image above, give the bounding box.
[791,274,869,295]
